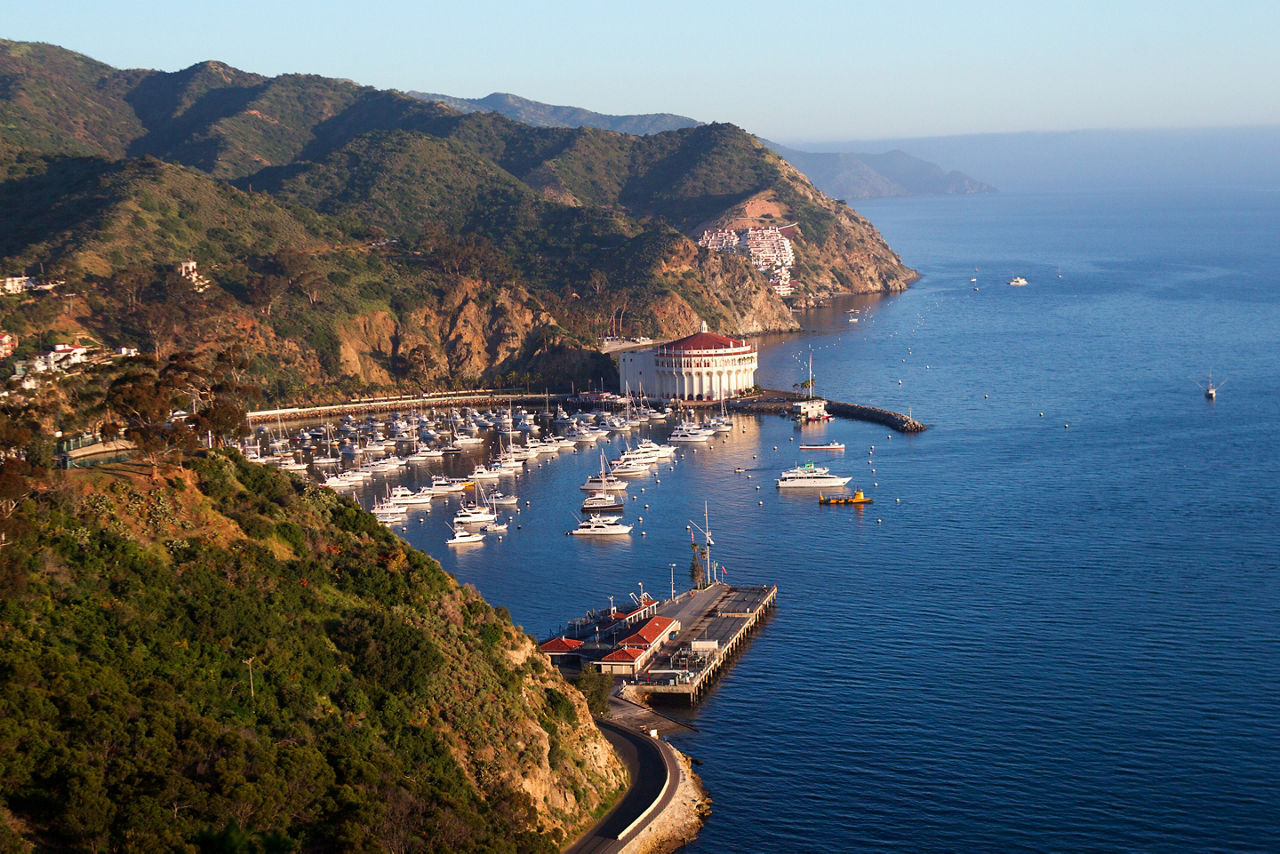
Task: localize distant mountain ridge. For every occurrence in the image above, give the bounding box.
[409,90,701,136]
[764,140,997,199]
[408,90,995,198]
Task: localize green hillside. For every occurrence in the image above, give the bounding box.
[0,39,916,398]
[0,450,624,851]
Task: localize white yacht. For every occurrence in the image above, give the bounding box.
[1008,276,1028,286]
[489,491,520,506]
[609,460,651,478]
[446,526,484,545]
[568,516,633,536]
[635,438,677,459]
[581,491,625,513]
[581,472,629,492]
[668,420,714,443]
[775,462,853,489]
[454,503,497,525]
[429,475,468,493]
[388,485,437,505]
[371,499,407,523]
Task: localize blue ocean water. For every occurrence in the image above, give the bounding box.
[383,188,1280,850]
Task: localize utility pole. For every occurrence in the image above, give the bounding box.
[669,563,677,601]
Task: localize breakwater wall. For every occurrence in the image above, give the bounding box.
[729,390,926,433]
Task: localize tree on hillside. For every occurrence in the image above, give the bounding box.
[108,267,152,312]
[105,357,201,476]
[247,272,289,317]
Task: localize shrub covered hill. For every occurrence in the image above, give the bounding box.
[0,39,915,401]
[0,450,625,850]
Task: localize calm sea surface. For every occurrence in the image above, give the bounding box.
[373,188,1280,851]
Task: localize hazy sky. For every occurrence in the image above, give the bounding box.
[8,0,1279,142]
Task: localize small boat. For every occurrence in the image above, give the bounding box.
[481,519,508,533]
[489,491,520,506]
[819,489,873,505]
[568,516,633,536]
[1196,372,1225,400]
[798,441,845,451]
[1008,276,1028,286]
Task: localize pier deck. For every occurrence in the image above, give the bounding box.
[632,583,777,704]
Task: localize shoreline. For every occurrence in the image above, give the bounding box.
[607,690,710,853]
[620,748,710,854]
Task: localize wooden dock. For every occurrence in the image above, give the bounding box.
[632,583,777,705]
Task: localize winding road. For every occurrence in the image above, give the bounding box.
[566,720,679,854]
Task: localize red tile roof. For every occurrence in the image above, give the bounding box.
[619,615,676,648]
[601,646,646,663]
[659,331,751,353]
[539,636,584,653]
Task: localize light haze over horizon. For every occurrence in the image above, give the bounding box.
[7,0,1279,143]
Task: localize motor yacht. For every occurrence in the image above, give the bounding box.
[446,526,484,545]
[775,462,852,489]
[668,420,714,443]
[581,491,626,513]
[568,516,633,536]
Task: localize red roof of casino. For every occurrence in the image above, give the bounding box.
[659,330,752,353]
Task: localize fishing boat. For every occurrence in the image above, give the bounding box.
[1195,371,1225,400]
[798,440,845,451]
[818,489,873,505]
[568,516,633,536]
[776,461,852,489]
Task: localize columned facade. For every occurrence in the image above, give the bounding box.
[618,322,757,401]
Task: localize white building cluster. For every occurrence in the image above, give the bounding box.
[619,322,757,401]
[2,276,62,296]
[697,226,796,296]
[740,227,795,270]
[177,259,211,294]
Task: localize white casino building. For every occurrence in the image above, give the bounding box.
[618,322,757,401]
